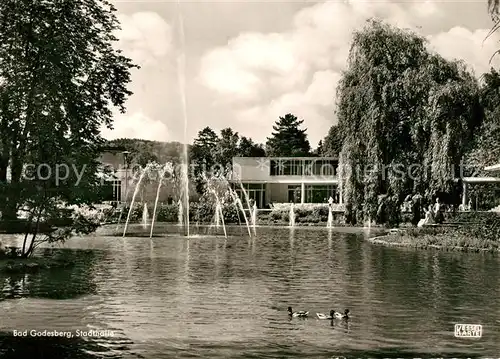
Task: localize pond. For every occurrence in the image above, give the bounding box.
[0,226,498,358]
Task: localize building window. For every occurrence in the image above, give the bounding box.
[102,180,122,202]
[271,158,337,176]
[291,159,303,175]
[234,183,266,208]
[270,159,289,176]
[305,184,337,203]
[112,180,122,202]
[287,185,301,203]
[304,159,337,176]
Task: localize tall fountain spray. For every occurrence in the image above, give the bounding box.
[289,203,295,227]
[116,175,138,231]
[231,190,251,237]
[123,164,151,237]
[214,201,221,228]
[142,204,149,229]
[239,183,254,224]
[364,216,372,229]
[251,203,257,235]
[178,199,183,227]
[150,163,170,238]
[176,2,189,238]
[212,193,227,238]
[326,206,333,228]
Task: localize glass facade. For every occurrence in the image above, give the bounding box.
[287,185,302,203]
[234,183,266,208]
[305,184,337,203]
[270,159,337,176]
[102,180,122,202]
[286,185,337,203]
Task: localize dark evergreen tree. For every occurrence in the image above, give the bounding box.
[265,114,311,156]
[322,125,342,157]
[216,128,240,172]
[238,136,266,157]
[314,140,323,156]
[191,127,219,192]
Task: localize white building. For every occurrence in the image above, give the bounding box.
[459,162,500,207]
[97,148,179,204]
[230,157,340,208]
[97,148,128,203]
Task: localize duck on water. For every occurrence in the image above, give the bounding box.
[288,306,309,318]
[316,309,349,320]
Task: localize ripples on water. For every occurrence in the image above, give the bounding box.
[0,226,499,358]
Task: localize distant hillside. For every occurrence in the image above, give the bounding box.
[105,138,191,166]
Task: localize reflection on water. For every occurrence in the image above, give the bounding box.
[0,227,499,358]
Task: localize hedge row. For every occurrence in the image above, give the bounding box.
[102,203,344,225]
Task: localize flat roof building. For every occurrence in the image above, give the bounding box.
[229,157,340,209]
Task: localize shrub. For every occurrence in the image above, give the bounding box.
[101,206,119,223]
[312,205,329,219]
[298,214,320,223]
[192,199,213,223]
[190,199,242,224]
[156,203,178,222]
[267,204,337,224]
[294,207,309,218]
[270,210,283,221]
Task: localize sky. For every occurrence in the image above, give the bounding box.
[100,0,500,148]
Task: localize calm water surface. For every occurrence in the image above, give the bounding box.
[0,226,499,358]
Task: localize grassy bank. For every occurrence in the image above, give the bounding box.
[0,256,75,274]
[368,212,500,252]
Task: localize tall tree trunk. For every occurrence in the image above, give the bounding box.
[24,216,40,258]
[23,204,43,258]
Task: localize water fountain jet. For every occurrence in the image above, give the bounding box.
[150,163,171,238]
[142,203,149,229]
[326,206,333,228]
[251,203,257,235]
[289,203,295,227]
[123,164,153,237]
[231,190,251,237]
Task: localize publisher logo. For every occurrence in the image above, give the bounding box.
[454,324,482,338]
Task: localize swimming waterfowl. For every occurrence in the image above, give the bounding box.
[316,310,335,320]
[333,309,349,320]
[288,306,309,318]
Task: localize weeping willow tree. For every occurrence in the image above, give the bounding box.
[488,0,500,39]
[337,20,483,225]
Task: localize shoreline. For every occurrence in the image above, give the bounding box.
[367,231,500,253]
[0,256,75,274]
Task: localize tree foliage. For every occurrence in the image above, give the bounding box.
[321,125,342,157]
[216,128,240,168]
[266,113,311,156]
[106,138,186,167]
[465,69,500,173]
[488,0,500,56]
[190,126,266,193]
[238,136,266,157]
[0,0,137,256]
[337,20,483,225]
